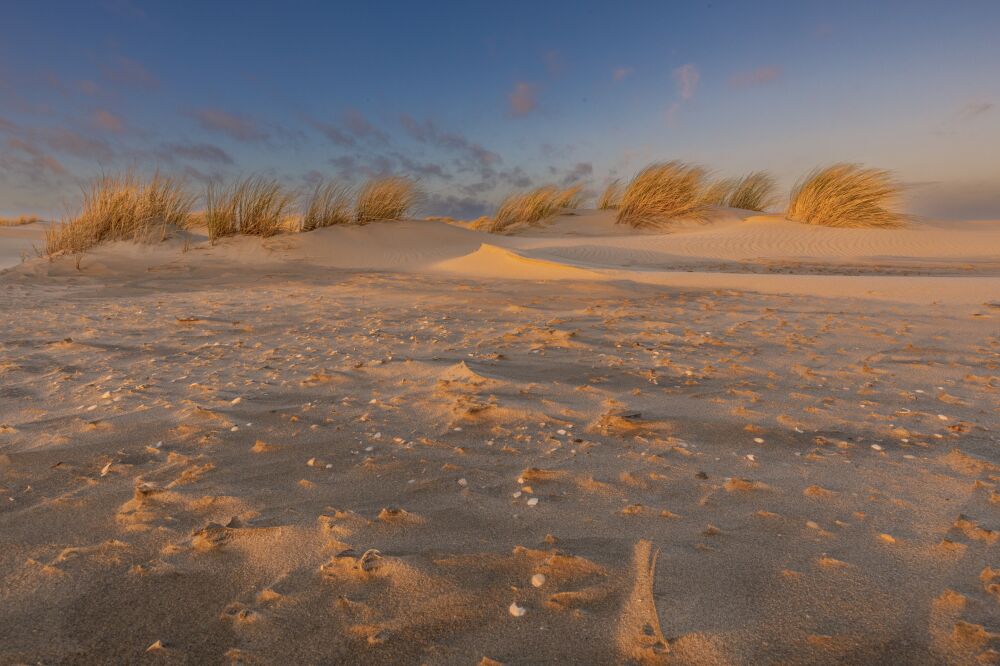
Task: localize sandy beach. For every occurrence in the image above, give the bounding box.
[1,212,998,664]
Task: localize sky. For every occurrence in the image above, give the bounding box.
[1,0,999,219]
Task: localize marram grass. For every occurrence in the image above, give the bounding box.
[787,164,904,227]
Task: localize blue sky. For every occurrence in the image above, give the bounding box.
[1,0,999,218]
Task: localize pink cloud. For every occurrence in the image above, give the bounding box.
[92,109,125,133]
[612,67,634,82]
[185,107,268,142]
[509,82,537,116]
[729,66,782,89]
[673,64,699,100]
[101,55,158,89]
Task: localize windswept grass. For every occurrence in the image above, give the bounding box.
[355,177,420,224]
[726,172,778,211]
[597,180,622,210]
[787,164,904,227]
[206,176,294,241]
[301,180,353,231]
[484,185,582,234]
[0,215,42,226]
[45,171,194,256]
[616,161,710,228]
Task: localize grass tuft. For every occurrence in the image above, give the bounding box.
[787,164,905,227]
[301,180,353,231]
[45,171,194,256]
[355,177,420,224]
[206,176,294,241]
[485,185,583,234]
[616,161,710,228]
[726,172,778,211]
[597,180,623,210]
[0,215,42,226]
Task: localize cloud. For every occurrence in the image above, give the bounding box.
[423,193,490,219]
[673,64,699,100]
[544,51,565,78]
[612,67,634,82]
[958,101,993,120]
[561,162,593,186]
[304,116,356,147]
[185,107,268,142]
[729,65,782,89]
[664,102,681,126]
[157,141,233,165]
[2,136,68,182]
[399,115,500,174]
[101,55,158,89]
[91,109,126,133]
[392,152,451,180]
[509,82,538,116]
[43,127,114,161]
[343,109,388,144]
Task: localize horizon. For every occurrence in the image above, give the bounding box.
[2,0,999,220]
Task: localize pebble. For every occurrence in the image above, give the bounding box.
[753,437,765,444]
[508,602,527,617]
[527,497,539,507]
[458,478,468,487]
[870,444,883,451]
[531,573,546,588]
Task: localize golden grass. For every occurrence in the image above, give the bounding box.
[787,164,905,227]
[597,180,623,210]
[301,180,353,231]
[45,171,194,256]
[0,215,42,226]
[206,176,294,241]
[485,185,583,234]
[726,172,778,211]
[616,161,710,228]
[355,177,421,224]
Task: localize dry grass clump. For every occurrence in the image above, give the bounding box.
[0,215,42,226]
[616,161,710,227]
[486,185,583,234]
[355,177,420,224]
[301,180,353,231]
[206,176,294,241]
[787,164,905,227]
[45,171,194,256]
[726,172,778,211]
[598,180,622,210]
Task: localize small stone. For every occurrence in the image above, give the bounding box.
[230,397,242,405]
[508,602,527,617]
[753,437,765,444]
[526,497,539,507]
[870,444,883,451]
[458,478,468,487]
[531,573,546,588]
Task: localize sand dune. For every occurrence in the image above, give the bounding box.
[1,213,998,663]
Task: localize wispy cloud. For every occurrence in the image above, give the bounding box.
[673,64,699,100]
[343,109,388,144]
[91,109,126,133]
[509,82,538,116]
[544,50,565,78]
[101,55,158,90]
[304,116,356,147]
[612,67,634,82]
[958,101,993,120]
[729,65,782,89]
[184,107,268,142]
[157,141,233,165]
[399,115,500,174]
[561,161,593,186]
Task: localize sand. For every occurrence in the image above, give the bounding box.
[1,210,998,664]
